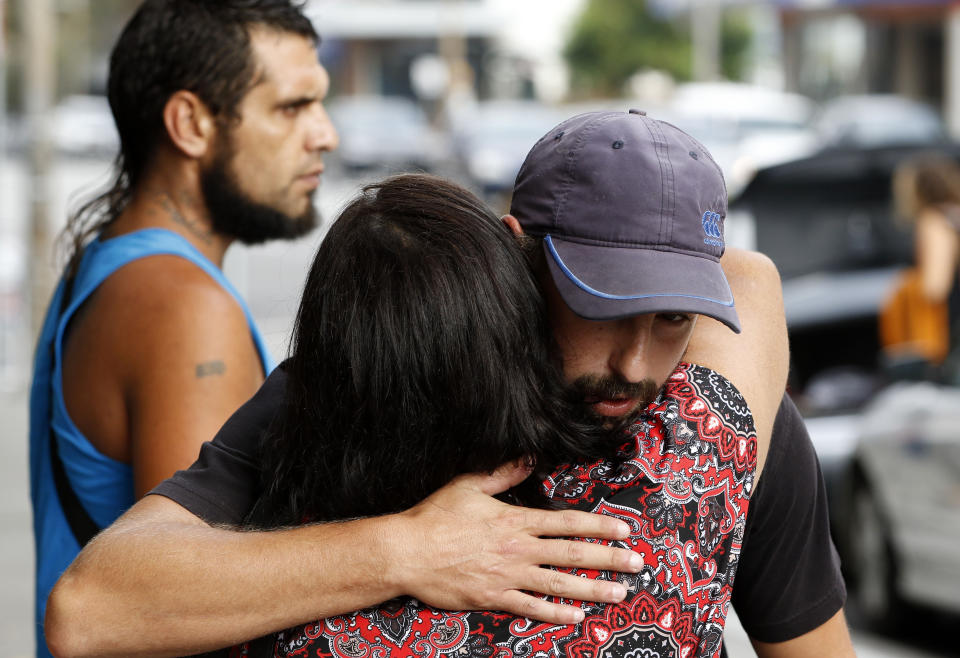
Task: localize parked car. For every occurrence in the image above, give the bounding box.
[665,82,817,197]
[451,100,565,197]
[838,381,960,625]
[326,95,447,173]
[732,141,960,625]
[812,94,947,150]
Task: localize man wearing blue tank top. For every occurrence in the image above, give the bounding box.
[30,2,645,656]
[27,2,332,652]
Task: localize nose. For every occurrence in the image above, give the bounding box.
[606,315,653,383]
[306,103,339,153]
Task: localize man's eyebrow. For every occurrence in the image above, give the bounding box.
[275,95,318,109]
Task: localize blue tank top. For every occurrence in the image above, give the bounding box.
[28,228,275,657]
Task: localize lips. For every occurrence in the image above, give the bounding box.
[297,171,322,190]
[574,375,659,419]
[297,165,325,188]
[589,397,640,417]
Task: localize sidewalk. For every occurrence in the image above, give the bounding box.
[0,386,34,657]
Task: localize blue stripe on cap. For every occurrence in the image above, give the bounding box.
[545,235,735,307]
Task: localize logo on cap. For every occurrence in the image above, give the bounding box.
[702,211,723,247]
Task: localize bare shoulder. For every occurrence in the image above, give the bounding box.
[915,207,959,252]
[721,247,782,302]
[685,247,785,371]
[71,253,256,379]
[62,253,265,483]
[102,254,246,326]
[684,247,788,479]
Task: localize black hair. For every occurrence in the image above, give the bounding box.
[247,175,626,527]
[61,0,318,275]
[895,153,960,221]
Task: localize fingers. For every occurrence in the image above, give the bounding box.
[497,590,588,625]
[530,536,642,573]
[470,460,534,496]
[528,508,632,541]
[493,563,635,624]
[495,574,629,625]
[525,566,629,605]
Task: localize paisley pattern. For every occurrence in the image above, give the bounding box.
[232,363,757,658]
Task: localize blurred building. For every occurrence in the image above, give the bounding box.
[305,0,500,104]
[305,0,592,106]
[777,0,960,135]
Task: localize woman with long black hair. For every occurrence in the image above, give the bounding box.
[245,174,626,530]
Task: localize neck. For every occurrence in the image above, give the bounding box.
[104,168,232,267]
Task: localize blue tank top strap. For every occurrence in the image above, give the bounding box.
[60,228,275,372]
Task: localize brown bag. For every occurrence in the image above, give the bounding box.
[879,268,950,364]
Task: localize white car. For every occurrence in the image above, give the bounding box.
[812,94,947,149]
[665,82,817,197]
[837,381,960,625]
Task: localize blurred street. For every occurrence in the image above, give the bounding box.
[0,387,30,658]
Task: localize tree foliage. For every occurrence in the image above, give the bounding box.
[564,0,753,97]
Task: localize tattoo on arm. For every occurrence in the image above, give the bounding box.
[196,360,227,378]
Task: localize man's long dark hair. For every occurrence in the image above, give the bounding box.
[247,175,626,527]
[61,0,317,275]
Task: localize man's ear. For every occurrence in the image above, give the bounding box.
[501,214,525,237]
[162,91,216,159]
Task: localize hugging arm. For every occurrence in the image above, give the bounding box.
[46,468,639,658]
[44,369,642,658]
[684,247,789,463]
[751,610,854,658]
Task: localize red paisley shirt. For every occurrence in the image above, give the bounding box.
[232,363,757,658]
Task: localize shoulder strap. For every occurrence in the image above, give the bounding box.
[49,266,101,547]
[45,231,195,547]
[50,425,101,546]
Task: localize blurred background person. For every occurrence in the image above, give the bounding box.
[881,155,960,382]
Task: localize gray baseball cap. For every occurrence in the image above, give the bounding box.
[510,109,740,333]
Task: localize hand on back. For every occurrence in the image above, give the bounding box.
[388,462,643,623]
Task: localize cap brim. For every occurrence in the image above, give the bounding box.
[544,236,741,333]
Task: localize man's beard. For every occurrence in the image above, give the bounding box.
[201,141,318,245]
[570,373,662,423]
